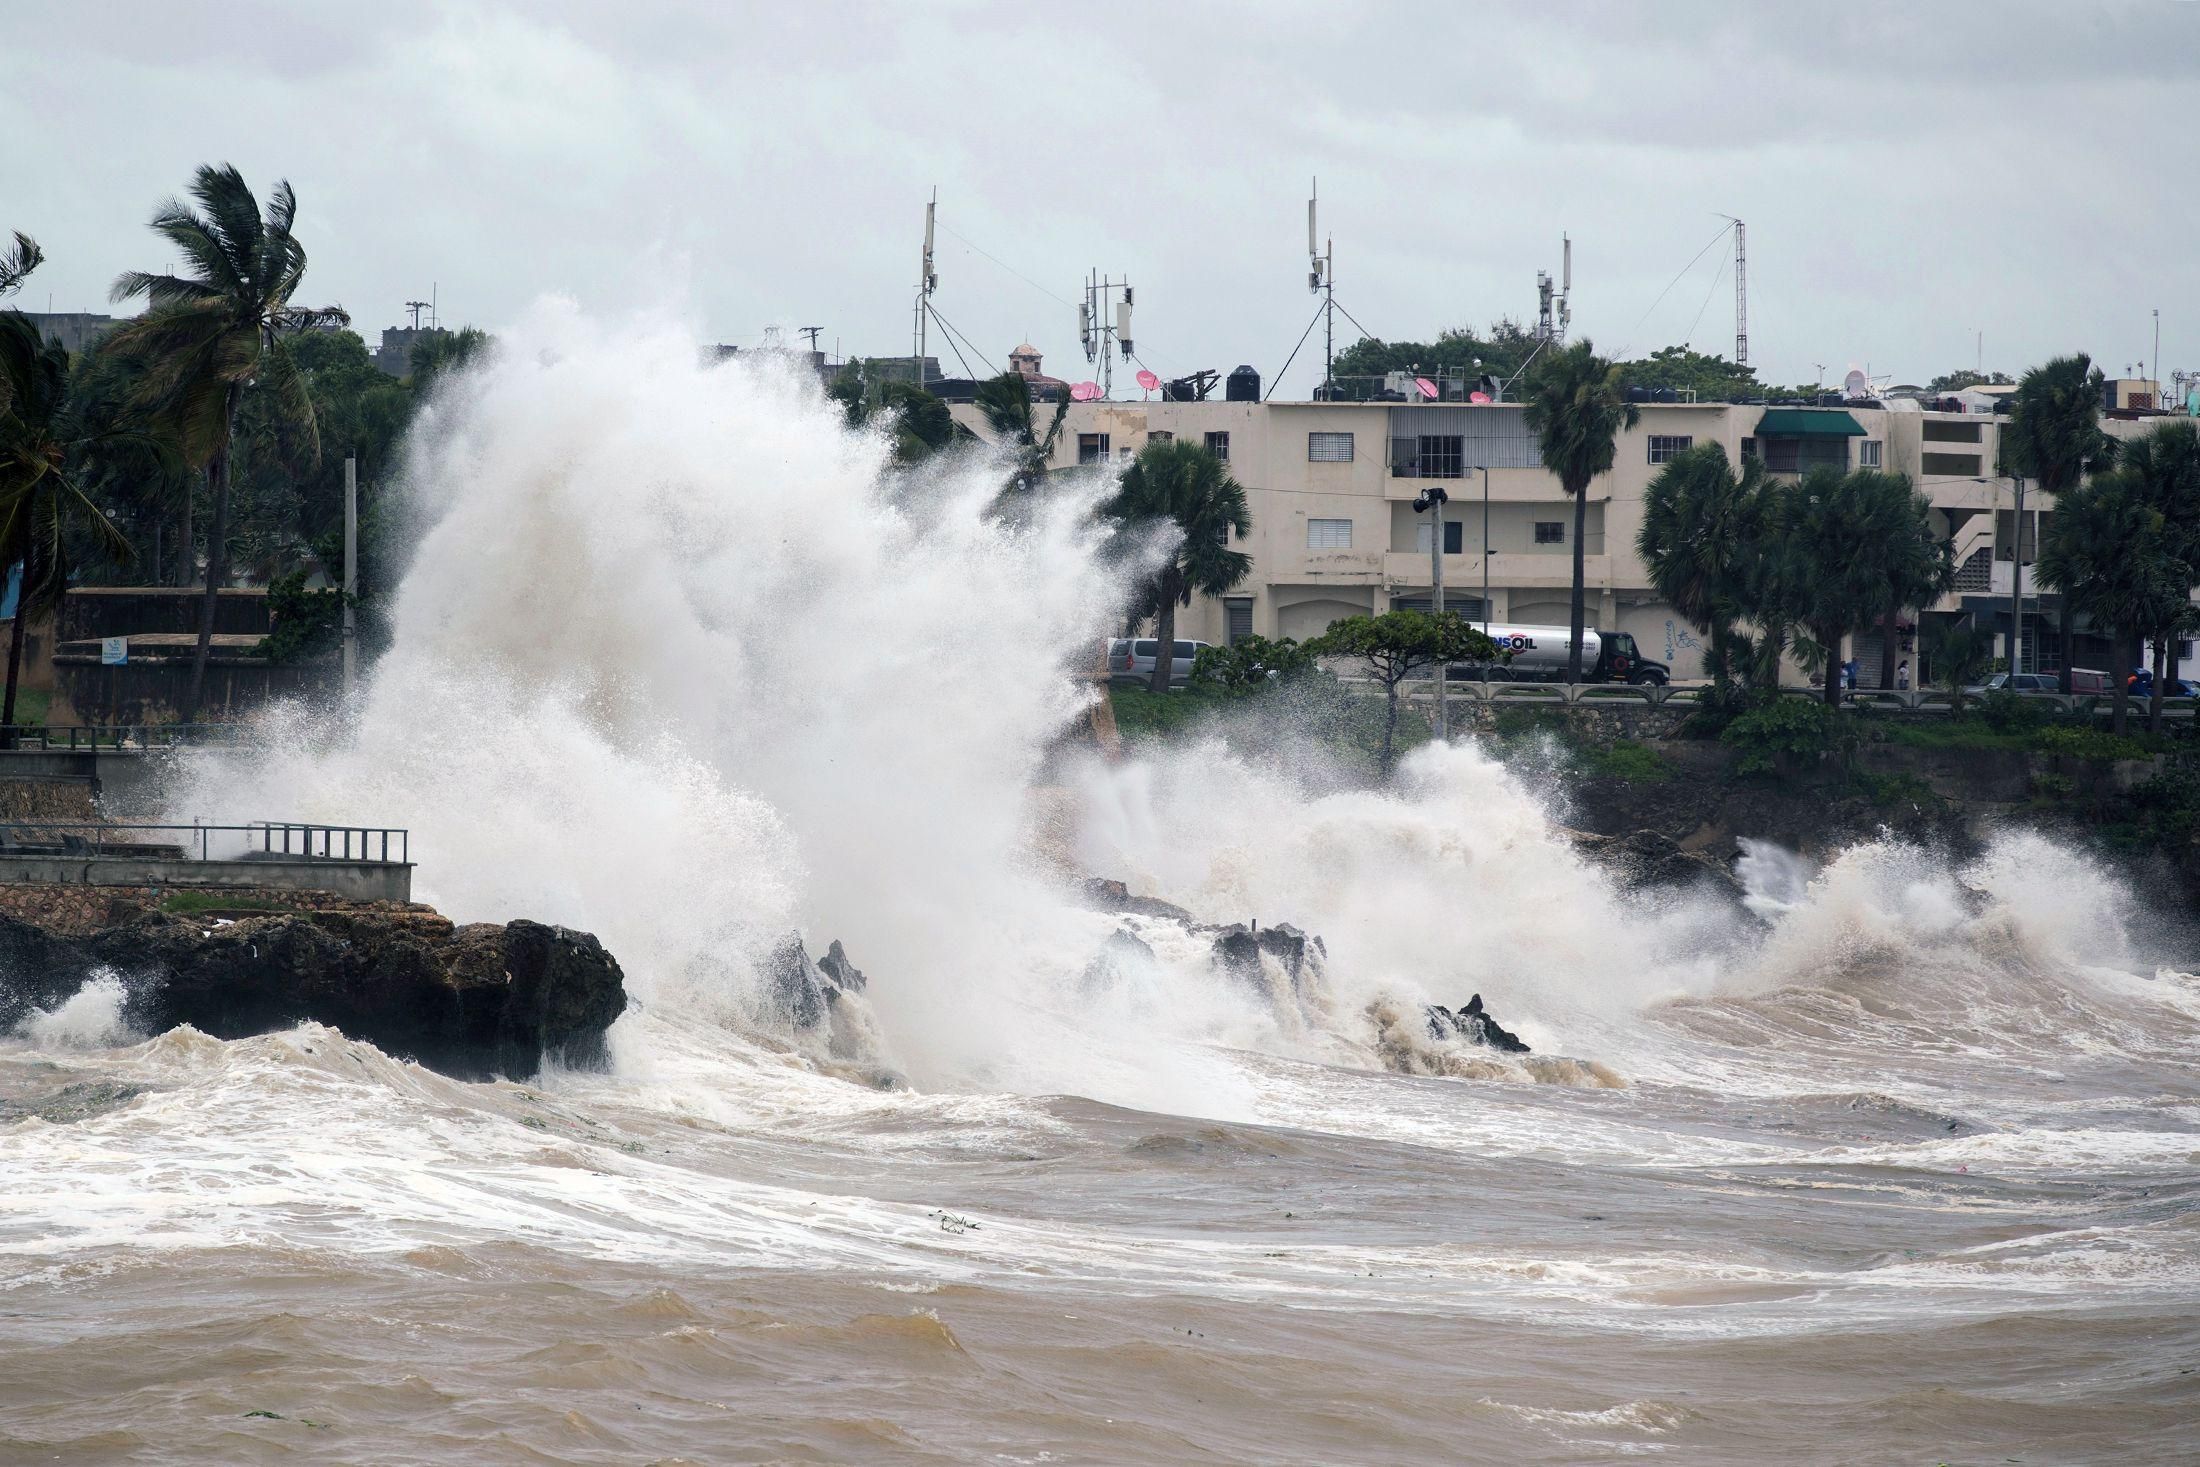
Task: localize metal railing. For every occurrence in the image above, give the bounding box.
[0,724,259,751]
[0,820,408,864]
[1367,677,2200,719]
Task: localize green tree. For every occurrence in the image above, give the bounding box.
[1189,634,1318,693]
[827,360,957,465]
[1637,441,1775,696]
[1520,340,1640,680]
[1330,319,1538,392]
[2035,472,2185,735]
[107,164,344,722]
[1778,468,1955,706]
[1926,369,2014,394]
[1924,618,1994,715]
[1101,439,1253,694]
[2115,420,2200,730]
[974,370,1071,495]
[2005,355,2117,693]
[0,314,135,736]
[1304,610,1497,773]
[1619,346,1762,403]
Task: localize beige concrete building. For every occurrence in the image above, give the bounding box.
[951,358,2198,685]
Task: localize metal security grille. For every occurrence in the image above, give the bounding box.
[1387,405,1539,470]
[1307,431,1354,462]
[1224,598,1254,644]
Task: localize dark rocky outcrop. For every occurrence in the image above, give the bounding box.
[1208,921,1324,993]
[763,934,870,1033]
[1563,827,1743,896]
[1425,993,1530,1053]
[1075,877,1197,925]
[0,907,626,1082]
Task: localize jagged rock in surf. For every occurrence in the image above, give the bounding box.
[1074,877,1197,925]
[1208,922,1325,994]
[764,935,870,1030]
[1565,828,1741,896]
[0,907,626,1082]
[1425,993,1530,1054]
[1081,927,1155,990]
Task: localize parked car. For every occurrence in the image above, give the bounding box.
[1107,636,1212,687]
[1969,669,2116,697]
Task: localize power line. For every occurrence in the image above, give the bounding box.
[935,219,1078,309]
[1682,254,1731,350]
[1615,221,1733,359]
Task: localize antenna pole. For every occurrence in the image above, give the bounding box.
[1732,219,1748,367]
[915,188,937,388]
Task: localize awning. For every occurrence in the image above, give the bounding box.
[1754,408,1866,437]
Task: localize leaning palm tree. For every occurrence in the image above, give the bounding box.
[2005,355,2117,693]
[1100,439,1252,693]
[1521,340,1639,681]
[0,233,43,422]
[1637,441,1773,696]
[0,314,135,738]
[975,370,1072,496]
[107,164,345,723]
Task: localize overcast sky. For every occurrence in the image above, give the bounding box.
[7,2,2196,398]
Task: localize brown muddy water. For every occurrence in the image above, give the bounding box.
[5,915,2198,1466]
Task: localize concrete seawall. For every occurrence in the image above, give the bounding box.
[0,853,413,903]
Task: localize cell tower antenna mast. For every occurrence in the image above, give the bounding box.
[1721,215,1748,368]
[1080,270,1135,399]
[913,187,938,388]
[1558,234,1573,343]
[1309,178,1335,394]
[404,300,430,330]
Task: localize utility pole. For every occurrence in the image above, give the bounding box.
[342,455,358,699]
[1309,180,1335,395]
[1481,467,1491,638]
[2153,308,2161,389]
[2008,473,2025,674]
[1415,486,1451,738]
[1732,218,1747,368]
[914,188,937,388]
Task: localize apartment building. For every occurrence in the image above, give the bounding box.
[952,388,2091,684]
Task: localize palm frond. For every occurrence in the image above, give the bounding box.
[0,232,42,297]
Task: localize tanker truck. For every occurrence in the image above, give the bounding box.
[1450,624,1670,684]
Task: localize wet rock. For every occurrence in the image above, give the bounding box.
[0,909,626,1082]
[1208,924,1264,986]
[0,1079,148,1124]
[1081,927,1154,990]
[1074,877,1197,925]
[1566,828,1741,895]
[1425,993,1530,1053]
[764,935,872,1031]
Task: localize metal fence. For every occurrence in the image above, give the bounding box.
[0,724,259,751]
[1370,677,2200,719]
[0,820,408,864]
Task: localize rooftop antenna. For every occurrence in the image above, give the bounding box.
[913,188,938,388]
[1715,215,1747,367]
[1535,268,1555,343]
[1080,269,1134,399]
[1309,178,1336,394]
[431,281,438,330]
[404,300,430,330]
[1558,234,1573,343]
[799,325,823,357]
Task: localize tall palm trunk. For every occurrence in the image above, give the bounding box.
[1820,626,1842,708]
[172,488,194,587]
[2058,601,2076,695]
[2148,634,2168,733]
[4,511,42,749]
[182,384,243,724]
[1566,482,1588,682]
[2109,626,2129,736]
[1146,567,1181,695]
[1877,607,1898,689]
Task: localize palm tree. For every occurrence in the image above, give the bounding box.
[1101,439,1252,693]
[107,164,344,723]
[1780,468,1954,706]
[0,232,38,300]
[1924,618,1993,716]
[1637,441,1773,696]
[975,370,1072,496]
[0,314,135,738]
[2005,355,2117,692]
[2036,472,2184,735]
[1521,340,1639,681]
[2115,420,2200,730]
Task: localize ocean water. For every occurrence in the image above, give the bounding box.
[4,316,2197,1465]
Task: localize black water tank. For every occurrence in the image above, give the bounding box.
[1226,364,1260,402]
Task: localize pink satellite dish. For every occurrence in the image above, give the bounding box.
[1135,368,1160,392]
[1469,390,1492,404]
[1071,381,1102,401]
[1414,376,1438,399]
